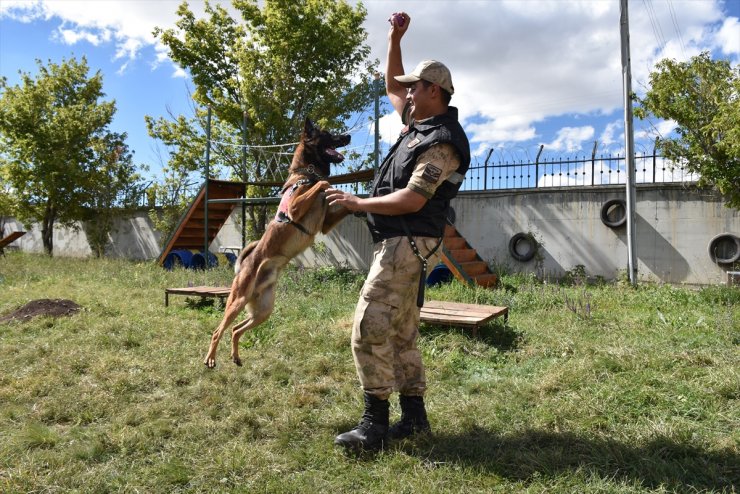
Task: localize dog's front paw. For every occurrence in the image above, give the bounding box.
[204,356,217,369]
[232,356,243,366]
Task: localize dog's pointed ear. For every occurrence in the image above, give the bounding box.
[304,118,315,136]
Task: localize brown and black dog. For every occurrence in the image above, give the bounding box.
[204,119,351,368]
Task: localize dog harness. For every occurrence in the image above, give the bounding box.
[275,176,322,235]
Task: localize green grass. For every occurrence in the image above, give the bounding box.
[0,252,738,493]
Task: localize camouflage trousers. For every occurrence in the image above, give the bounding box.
[351,236,441,400]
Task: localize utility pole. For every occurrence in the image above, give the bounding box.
[204,106,211,266]
[374,72,381,169]
[241,110,248,249]
[620,0,638,285]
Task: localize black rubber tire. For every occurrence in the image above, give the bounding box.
[509,232,537,262]
[601,199,627,228]
[707,233,740,264]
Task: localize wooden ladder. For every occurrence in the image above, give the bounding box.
[157,179,246,266]
[440,224,498,288]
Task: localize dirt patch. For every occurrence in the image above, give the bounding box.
[0,299,81,323]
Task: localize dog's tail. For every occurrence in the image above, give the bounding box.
[234,241,260,274]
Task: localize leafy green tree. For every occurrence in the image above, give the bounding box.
[636,52,740,208]
[145,105,241,245]
[0,168,20,237]
[0,57,140,255]
[152,0,379,236]
[82,132,140,257]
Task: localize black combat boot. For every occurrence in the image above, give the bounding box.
[334,393,389,452]
[388,395,431,440]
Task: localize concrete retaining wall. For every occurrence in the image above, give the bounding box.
[3,184,738,285]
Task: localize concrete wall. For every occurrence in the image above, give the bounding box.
[449,184,738,285]
[3,184,738,285]
[1,215,162,260]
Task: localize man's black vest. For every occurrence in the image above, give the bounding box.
[367,106,470,242]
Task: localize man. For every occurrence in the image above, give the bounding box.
[325,12,470,452]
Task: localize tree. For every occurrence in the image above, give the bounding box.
[83,133,140,257]
[145,104,240,245]
[0,57,140,255]
[636,52,740,208]
[0,170,19,237]
[151,0,379,236]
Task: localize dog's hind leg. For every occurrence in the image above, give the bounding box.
[229,284,276,366]
[230,263,279,366]
[204,292,250,368]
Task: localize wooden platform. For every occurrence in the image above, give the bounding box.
[420,300,508,337]
[164,286,508,336]
[164,286,231,307]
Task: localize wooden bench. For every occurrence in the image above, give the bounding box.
[164,286,231,307]
[420,300,508,337]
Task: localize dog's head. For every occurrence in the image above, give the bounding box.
[296,118,351,176]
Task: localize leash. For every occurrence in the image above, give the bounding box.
[385,147,444,308]
[400,217,443,308]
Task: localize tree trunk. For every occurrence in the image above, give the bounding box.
[41,202,56,256]
[257,204,267,236]
[247,203,269,238]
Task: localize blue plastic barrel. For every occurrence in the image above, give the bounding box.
[426,264,453,286]
[223,252,237,266]
[190,251,218,269]
[163,249,195,270]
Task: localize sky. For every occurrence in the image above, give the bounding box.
[1,0,738,183]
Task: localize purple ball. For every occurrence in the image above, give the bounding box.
[393,14,405,27]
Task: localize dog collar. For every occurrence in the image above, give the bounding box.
[292,165,327,181]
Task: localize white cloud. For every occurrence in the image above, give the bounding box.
[716,17,740,56]
[0,0,46,22]
[466,116,537,145]
[471,142,491,159]
[114,37,143,62]
[545,126,595,153]
[1,0,192,75]
[2,0,734,147]
[171,67,189,79]
[599,120,623,147]
[55,28,104,46]
[364,0,731,151]
[377,112,403,145]
[635,119,678,142]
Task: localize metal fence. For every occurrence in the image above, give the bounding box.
[460,152,697,191]
[129,151,697,207]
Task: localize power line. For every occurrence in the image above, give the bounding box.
[667,0,687,58]
[642,0,667,52]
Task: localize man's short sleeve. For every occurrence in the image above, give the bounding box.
[407,143,461,199]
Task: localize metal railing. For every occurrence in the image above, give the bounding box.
[123,151,698,207]
[460,151,697,191]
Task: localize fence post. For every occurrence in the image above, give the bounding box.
[535,144,544,188]
[591,141,598,186]
[484,148,493,190]
[653,136,659,183]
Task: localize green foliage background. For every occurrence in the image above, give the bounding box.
[636,52,740,208]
